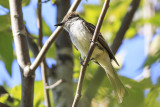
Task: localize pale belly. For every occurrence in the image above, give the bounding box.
[68,20,104,59]
[69,28,91,58]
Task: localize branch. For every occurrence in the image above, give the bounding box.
[28,0,82,72]
[72,0,110,107]
[9,0,34,107]
[80,0,141,106]
[45,79,63,89]
[37,0,51,107]
[26,28,39,57]
[38,0,43,48]
[111,0,141,53]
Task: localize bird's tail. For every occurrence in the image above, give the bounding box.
[98,55,128,103]
[106,71,128,103]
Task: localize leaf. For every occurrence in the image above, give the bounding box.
[0,15,11,31]
[120,87,144,107]
[144,35,160,67]
[34,81,45,107]
[147,13,160,26]
[22,0,31,7]
[139,78,153,89]
[125,26,136,38]
[8,81,45,106]
[52,0,56,4]
[0,31,13,75]
[0,93,9,102]
[46,42,56,58]
[137,13,160,26]
[144,85,160,107]
[0,0,9,8]
[120,77,153,89]
[42,19,52,36]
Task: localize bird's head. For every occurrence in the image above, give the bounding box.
[54,12,80,28]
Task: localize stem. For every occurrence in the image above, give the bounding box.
[38,0,43,47]
[37,0,50,106]
[45,79,63,89]
[72,0,110,107]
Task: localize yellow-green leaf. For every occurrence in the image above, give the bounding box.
[0,31,13,75]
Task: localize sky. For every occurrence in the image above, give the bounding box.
[0,0,160,87]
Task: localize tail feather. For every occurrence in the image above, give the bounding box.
[107,73,128,103]
[98,58,128,103]
[95,50,128,103]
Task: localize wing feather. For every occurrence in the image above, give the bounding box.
[83,21,119,66]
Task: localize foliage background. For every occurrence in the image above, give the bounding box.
[0,0,160,107]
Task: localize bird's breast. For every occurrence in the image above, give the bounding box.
[69,20,91,57]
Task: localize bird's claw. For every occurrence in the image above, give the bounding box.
[79,56,84,65]
[79,56,89,66]
[90,39,98,45]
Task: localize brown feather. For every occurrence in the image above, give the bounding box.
[83,21,119,66]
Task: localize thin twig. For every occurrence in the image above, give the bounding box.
[40,62,50,107]
[72,0,110,107]
[79,0,141,106]
[29,0,82,72]
[45,79,63,89]
[38,0,43,47]
[37,0,50,107]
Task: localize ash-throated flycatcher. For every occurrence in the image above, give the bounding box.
[55,12,127,103]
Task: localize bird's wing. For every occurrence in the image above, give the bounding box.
[73,45,78,51]
[83,21,119,66]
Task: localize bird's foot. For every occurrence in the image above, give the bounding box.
[90,39,101,48]
[79,56,84,65]
[79,56,89,66]
[90,39,98,45]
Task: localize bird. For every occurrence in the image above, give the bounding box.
[55,12,128,103]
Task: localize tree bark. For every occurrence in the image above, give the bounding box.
[79,0,141,106]
[9,0,35,107]
[48,0,74,107]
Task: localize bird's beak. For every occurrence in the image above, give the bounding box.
[54,22,65,26]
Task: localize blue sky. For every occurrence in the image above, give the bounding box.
[0,0,160,87]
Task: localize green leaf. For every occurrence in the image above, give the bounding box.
[52,0,56,4]
[139,78,153,89]
[121,77,152,90]
[144,35,160,67]
[46,42,56,58]
[22,0,31,7]
[125,26,136,38]
[34,81,45,107]
[145,85,160,107]
[137,13,160,26]
[0,93,9,102]
[0,31,13,75]
[8,81,45,106]
[120,87,144,107]
[0,15,11,31]
[147,13,160,26]
[0,0,9,8]
[42,19,52,36]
